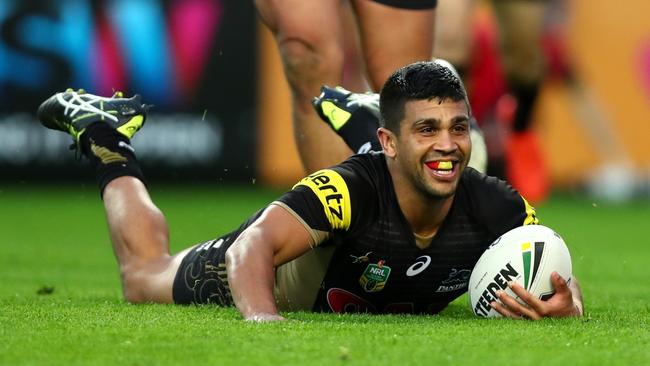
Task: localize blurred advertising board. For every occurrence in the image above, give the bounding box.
[0,0,257,182]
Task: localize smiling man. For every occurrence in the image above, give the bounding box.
[37,61,582,321]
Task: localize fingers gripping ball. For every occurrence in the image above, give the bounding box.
[468,225,573,317]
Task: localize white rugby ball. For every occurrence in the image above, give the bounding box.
[468,225,572,318]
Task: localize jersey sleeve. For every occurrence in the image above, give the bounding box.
[271,159,377,247]
[462,168,539,237]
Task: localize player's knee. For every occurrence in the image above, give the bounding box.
[280,38,342,98]
[122,286,144,304]
[120,265,149,303]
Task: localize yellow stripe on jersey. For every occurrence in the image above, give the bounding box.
[293,169,352,230]
[521,196,539,225]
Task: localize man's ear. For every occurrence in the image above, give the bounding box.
[377,127,397,158]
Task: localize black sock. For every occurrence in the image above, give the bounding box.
[510,82,541,133]
[79,123,147,197]
[337,107,382,153]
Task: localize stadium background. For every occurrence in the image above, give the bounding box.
[1,1,649,365]
[0,0,649,199]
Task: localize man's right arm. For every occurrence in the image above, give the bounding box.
[226,165,363,321]
[225,204,315,322]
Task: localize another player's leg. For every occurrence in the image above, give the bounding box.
[313,58,489,174]
[255,0,353,172]
[432,0,474,74]
[493,0,550,203]
[312,85,381,154]
[37,90,179,304]
[352,0,436,91]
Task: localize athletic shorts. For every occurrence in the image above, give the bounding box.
[172,234,236,306]
[372,0,437,10]
[170,204,335,310]
[171,209,265,305]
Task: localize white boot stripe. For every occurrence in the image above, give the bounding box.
[55,91,119,122]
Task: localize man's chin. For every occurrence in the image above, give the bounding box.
[428,189,455,200]
[419,182,457,200]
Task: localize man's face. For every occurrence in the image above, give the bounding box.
[392,98,471,199]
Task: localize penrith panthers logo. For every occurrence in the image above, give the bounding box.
[435,268,471,293]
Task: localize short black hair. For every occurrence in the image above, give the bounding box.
[379,61,468,134]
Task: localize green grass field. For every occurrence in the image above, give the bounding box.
[1,184,649,365]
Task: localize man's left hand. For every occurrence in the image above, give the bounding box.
[490,271,583,320]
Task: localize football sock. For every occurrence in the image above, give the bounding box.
[510,82,540,133]
[79,122,147,196]
[337,107,382,153]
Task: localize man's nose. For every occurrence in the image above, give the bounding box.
[433,131,457,153]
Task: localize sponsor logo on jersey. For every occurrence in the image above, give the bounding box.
[359,261,391,293]
[406,255,431,277]
[293,169,351,230]
[327,288,376,313]
[435,283,467,292]
[473,262,520,317]
[326,288,417,314]
[441,268,471,284]
[435,268,471,292]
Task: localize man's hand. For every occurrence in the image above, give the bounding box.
[490,272,583,320]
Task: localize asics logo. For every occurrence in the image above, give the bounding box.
[357,141,372,154]
[406,256,431,277]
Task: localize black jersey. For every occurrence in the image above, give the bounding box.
[275,152,538,314]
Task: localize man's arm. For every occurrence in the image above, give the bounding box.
[491,272,584,320]
[225,205,314,322]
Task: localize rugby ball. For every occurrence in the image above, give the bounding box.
[468,225,572,318]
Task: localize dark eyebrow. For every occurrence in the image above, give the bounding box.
[412,115,469,127]
[412,118,441,127]
[451,115,470,124]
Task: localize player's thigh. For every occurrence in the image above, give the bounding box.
[492,0,547,82]
[352,0,436,90]
[433,0,474,66]
[255,0,345,91]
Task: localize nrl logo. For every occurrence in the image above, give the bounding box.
[359,260,391,293]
